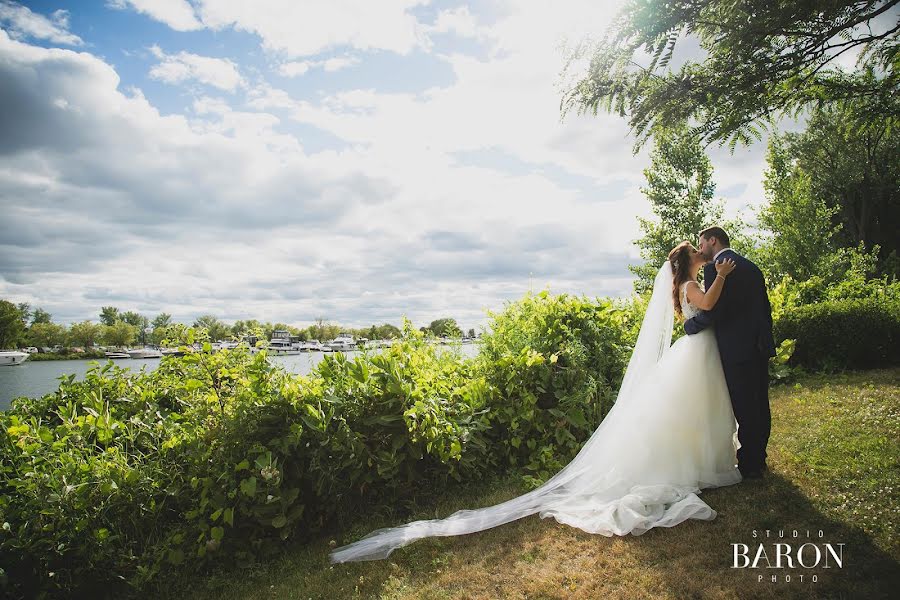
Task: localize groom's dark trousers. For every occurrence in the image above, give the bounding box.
[684,250,776,474]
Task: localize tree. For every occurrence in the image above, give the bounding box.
[16,303,31,326]
[68,321,102,348]
[376,323,401,339]
[0,300,26,348]
[193,315,230,342]
[428,318,462,337]
[27,322,66,348]
[785,97,900,272]
[149,313,173,345]
[103,321,137,348]
[30,307,52,325]
[757,135,842,281]
[100,306,120,326]
[561,0,900,150]
[629,125,735,293]
[120,311,145,327]
[313,317,328,341]
[151,313,172,329]
[231,319,264,341]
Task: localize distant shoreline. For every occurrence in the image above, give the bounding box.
[23,352,107,362]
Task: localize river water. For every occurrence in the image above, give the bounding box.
[0,344,481,410]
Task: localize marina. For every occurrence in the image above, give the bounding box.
[0,342,480,409]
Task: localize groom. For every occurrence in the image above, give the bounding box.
[684,226,776,479]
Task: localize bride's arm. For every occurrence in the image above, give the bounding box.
[685,260,735,310]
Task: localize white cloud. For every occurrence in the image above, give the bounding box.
[277,55,359,78]
[0,1,83,45]
[195,0,430,57]
[107,0,203,32]
[0,30,398,326]
[278,60,310,77]
[427,6,486,39]
[1,1,774,330]
[149,45,245,92]
[254,1,648,186]
[321,56,360,72]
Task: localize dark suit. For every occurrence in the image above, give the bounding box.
[684,249,775,474]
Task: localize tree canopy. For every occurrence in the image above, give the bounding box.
[0,300,25,349]
[99,306,120,326]
[629,123,746,292]
[562,0,900,149]
[759,95,899,279]
[426,318,463,337]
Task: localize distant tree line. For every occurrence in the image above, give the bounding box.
[0,302,477,350]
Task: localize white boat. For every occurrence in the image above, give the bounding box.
[266,339,300,354]
[360,339,390,350]
[0,351,29,366]
[326,333,357,352]
[160,348,188,357]
[266,330,301,354]
[105,351,131,359]
[127,347,163,359]
[299,340,325,352]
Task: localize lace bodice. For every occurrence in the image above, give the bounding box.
[680,282,701,320]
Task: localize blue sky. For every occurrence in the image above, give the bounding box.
[0,0,769,330]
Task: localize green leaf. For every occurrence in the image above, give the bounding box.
[271,515,287,528]
[239,477,257,497]
[211,526,224,541]
[567,408,587,428]
[223,507,234,527]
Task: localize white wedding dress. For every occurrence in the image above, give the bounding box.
[330,262,742,563]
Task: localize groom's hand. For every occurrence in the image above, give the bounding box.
[684,317,700,335]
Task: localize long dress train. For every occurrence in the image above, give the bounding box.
[330,262,742,563]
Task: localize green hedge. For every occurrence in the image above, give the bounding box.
[475,291,630,487]
[0,294,632,599]
[0,331,495,598]
[774,296,900,371]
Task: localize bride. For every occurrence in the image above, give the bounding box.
[330,241,741,563]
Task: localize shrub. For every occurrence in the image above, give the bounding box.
[0,292,658,597]
[475,290,630,487]
[774,297,900,371]
[0,323,495,598]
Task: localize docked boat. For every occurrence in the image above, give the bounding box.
[0,351,29,366]
[326,333,357,352]
[105,351,131,359]
[266,330,301,354]
[299,340,325,352]
[127,347,163,359]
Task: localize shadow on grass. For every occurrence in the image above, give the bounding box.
[606,470,900,599]
[160,470,898,599]
[156,369,900,599]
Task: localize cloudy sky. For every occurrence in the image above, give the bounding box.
[0,0,771,331]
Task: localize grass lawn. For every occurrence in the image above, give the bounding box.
[159,368,900,599]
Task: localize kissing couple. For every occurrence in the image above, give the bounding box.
[331,226,776,563]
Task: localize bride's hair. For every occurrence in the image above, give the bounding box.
[667,241,694,319]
